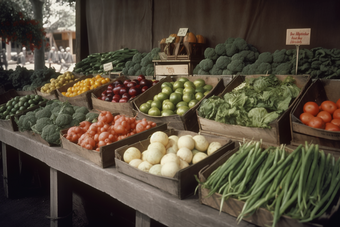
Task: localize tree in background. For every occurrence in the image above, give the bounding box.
[1,0,75,70]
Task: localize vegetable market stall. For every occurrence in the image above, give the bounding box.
[0,126,255,227]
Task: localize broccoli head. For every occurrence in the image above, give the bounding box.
[215,56,231,70]
[199,59,214,71]
[75,106,89,115]
[141,53,152,67]
[227,60,245,74]
[128,67,137,76]
[257,52,273,64]
[146,67,154,76]
[273,49,288,63]
[31,117,53,134]
[209,65,223,75]
[238,50,256,63]
[193,64,201,75]
[198,69,210,75]
[204,48,218,61]
[233,38,249,51]
[72,112,86,122]
[35,108,52,119]
[132,53,143,63]
[256,62,272,74]
[125,61,134,68]
[135,69,142,76]
[215,43,226,56]
[141,66,147,75]
[224,37,235,45]
[133,63,142,71]
[273,62,293,75]
[225,43,238,57]
[17,114,37,132]
[222,69,233,75]
[55,113,72,129]
[85,112,99,123]
[231,53,245,62]
[41,124,61,145]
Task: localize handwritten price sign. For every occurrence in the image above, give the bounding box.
[286,28,311,45]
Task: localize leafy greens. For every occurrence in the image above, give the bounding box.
[198,74,301,128]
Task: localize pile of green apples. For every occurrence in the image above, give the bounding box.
[138,77,213,116]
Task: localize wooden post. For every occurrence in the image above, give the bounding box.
[50,168,73,227]
[1,142,20,198]
[135,211,151,227]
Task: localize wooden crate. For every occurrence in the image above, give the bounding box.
[115,128,234,199]
[198,74,312,145]
[290,79,340,151]
[36,74,84,100]
[61,123,167,168]
[133,75,225,132]
[0,89,35,105]
[153,59,201,76]
[56,75,107,109]
[0,96,47,131]
[198,145,339,227]
[91,76,161,117]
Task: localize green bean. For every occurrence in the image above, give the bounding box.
[303,144,319,209]
[272,189,284,227]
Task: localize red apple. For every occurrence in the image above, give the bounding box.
[129,96,136,101]
[122,93,131,99]
[126,81,137,88]
[113,86,121,95]
[112,94,121,102]
[113,80,123,86]
[106,89,113,95]
[111,99,118,103]
[119,98,128,103]
[140,79,152,87]
[128,86,140,97]
[132,79,140,85]
[104,97,111,102]
[101,90,107,96]
[119,87,128,95]
[137,75,145,81]
[107,84,114,90]
[152,80,159,86]
[101,95,107,101]
[141,86,149,93]
[123,79,131,86]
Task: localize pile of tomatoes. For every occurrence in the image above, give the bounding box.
[62,75,111,97]
[300,98,340,131]
[65,111,157,151]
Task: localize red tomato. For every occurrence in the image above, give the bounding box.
[320,100,338,115]
[316,111,332,123]
[303,102,319,116]
[336,98,340,109]
[308,117,325,129]
[299,112,314,125]
[333,109,340,119]
[331,119,340,127]
[325,123,340,131]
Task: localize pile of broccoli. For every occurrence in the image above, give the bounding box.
[16,100,98,145]
[194,37,260,75]
[0,66,60,91]
[194,37,340,79]
[122,48,161,76]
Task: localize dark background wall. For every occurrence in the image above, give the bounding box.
[78,0,340,59]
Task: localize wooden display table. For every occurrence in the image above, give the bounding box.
[0,127,254,227]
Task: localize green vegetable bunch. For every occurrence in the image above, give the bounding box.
[122,47,160,76]
[197,141,340,227]
[198,74,300,128]
[15,100,98,145]
[194,37,260,75]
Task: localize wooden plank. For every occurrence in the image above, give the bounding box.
[155,64,189,76]
[50,168,73,227]
[1,142,20,198]
[135,211,151,227]
[0,127,252,227]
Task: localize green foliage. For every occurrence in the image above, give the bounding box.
[41,124,61,145]
[31,117,53,134]
[198,74,301,128]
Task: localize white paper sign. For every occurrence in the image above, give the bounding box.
[103,62,113,71]
[286,28,311,45]
[177,28,189,37]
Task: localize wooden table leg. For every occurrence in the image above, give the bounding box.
[1,142,20,198]
[135,210,151,227]
[50,168,73,227]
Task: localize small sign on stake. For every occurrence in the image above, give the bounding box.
[103,62,113,72]
[286,28,311,75]
[177,28,188,37]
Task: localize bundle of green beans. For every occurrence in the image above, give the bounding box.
[197,141,340,226]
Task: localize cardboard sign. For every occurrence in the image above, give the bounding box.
[286,28,311,45]
[103,62,113,71]
[177,28,189,37]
